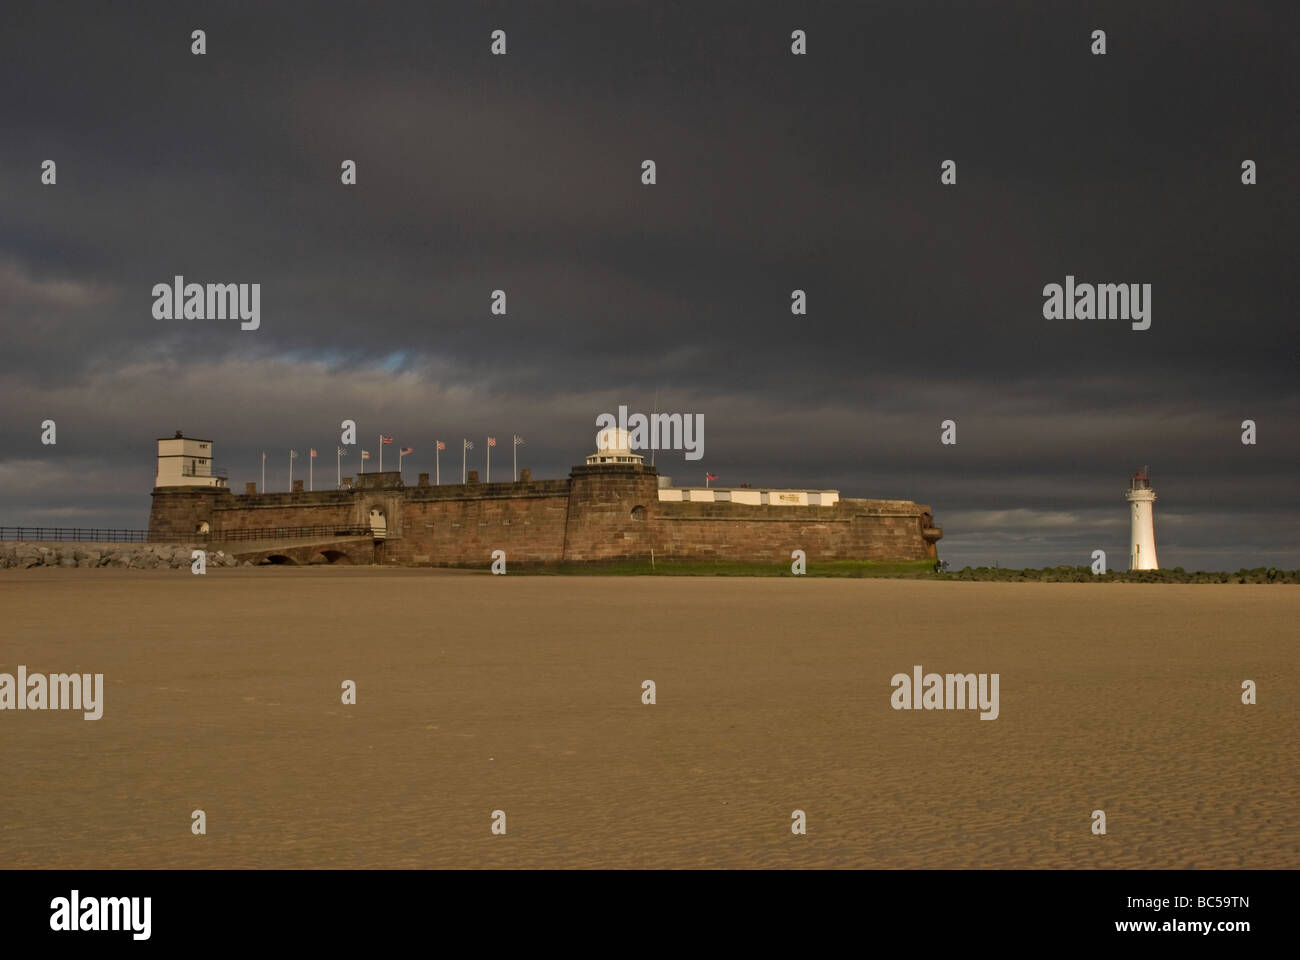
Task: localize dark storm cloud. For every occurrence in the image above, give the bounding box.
[1,1,1296,568]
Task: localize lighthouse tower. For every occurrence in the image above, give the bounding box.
[1126,467,1158,570]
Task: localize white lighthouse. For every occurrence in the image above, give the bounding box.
[1126,467,1158,570]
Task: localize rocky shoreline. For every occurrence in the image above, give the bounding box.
[0,542,249,569]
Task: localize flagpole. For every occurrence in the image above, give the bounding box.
[337,448,341,489]
[379,435,383,473]
[487,438,491,484]
[651,388,658,467]
[513,438,517,482]
[261,452,265,494]
[289,451,293,490]
[462,440,466,484]
[309,453,313,491]
[436,446,440,485]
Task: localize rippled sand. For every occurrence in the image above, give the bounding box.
[2,568,1295,868]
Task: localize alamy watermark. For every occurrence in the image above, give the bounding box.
[595,405,704,460]
[50,891,150,940]
[1042,275,1151,331]
[1,666,103,719]
[890,665,999,720]
[152,275,260,330]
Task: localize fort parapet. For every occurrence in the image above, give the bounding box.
[148,433,941,566]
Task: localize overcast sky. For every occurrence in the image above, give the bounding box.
[2,1,1296,569]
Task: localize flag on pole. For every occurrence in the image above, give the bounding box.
[705,472,717,488]
[310,449,317,458]
[380,436,394,444]
[436,441,446,451]
[400,446,414,456]
[361,450,371,459]
[290,449,298,459]
[338,447,347,456]
[512,434,524,481]
[488,437,496,447]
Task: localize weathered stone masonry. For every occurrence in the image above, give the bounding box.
[150,462,941,566]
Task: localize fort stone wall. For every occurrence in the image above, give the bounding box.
[149,461,940,566]
[650,498,938,563]
[382,479,573,565]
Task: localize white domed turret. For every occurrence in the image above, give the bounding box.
[587,427,644,465]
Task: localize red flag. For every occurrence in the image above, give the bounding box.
[380,435,394,444]
[488,437,497,447]
[436,441,446,451]
[361,450,371,460]
[310,449,317,458]
[706,473,718,482]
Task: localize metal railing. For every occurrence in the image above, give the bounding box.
[181,463,229,478]
[0,527,174,543]
[3,524,372,543]
[210,524,372,541]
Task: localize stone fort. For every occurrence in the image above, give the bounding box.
[148,431,943,566]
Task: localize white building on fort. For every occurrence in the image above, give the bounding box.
[155,431,227,488]
[590,427,840,507]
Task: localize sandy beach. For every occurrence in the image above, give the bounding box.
[1,568,1295,869]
